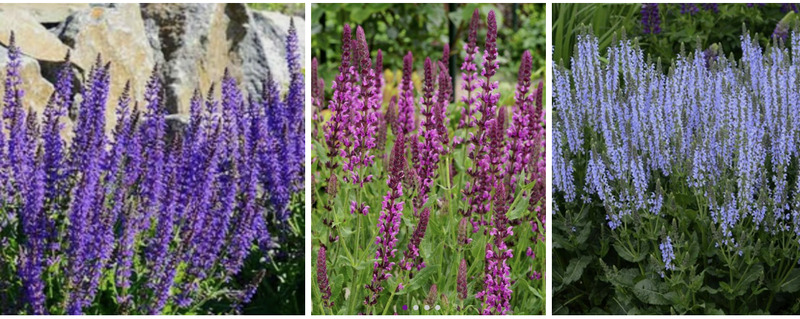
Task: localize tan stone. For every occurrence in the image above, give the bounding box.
[0,8,72,62]
[57,4,156,131]
[0,4,89,24]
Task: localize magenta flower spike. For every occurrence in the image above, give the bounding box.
[365,132,406,307]
[397,52,416,136]
[317,245,333,308]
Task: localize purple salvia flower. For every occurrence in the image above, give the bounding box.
[65,140,102,315]
[464,10,500,222]
[4,31,27,195]
[175,116,222,307]
[702,3,719,13]
[641,4,661,34]
[507,50,534,187]
[42,51,72,206]
[68,56,108,177]
[64,59,112,315]
[262,73,292,222]
[459,9,480,130]
[145,139,182,314]
[114,110,143,307]
[400,207,430,272]
[457,258,468,300]
[478,10,500,128]
[376,108,388,153]
[285,18,304,191]
[397,52,416,136]
[365,132,406,307]
[680,3,699,15]
[225,135,260,275]
[415,58,442,209]
[244,94,272,253]
[312,57,322,121]
[18,114,46,314]
[138,69,166,232]
[781,3,799,13]
[374,49,384,107]
[342,26,378,188]
[424,284,438,306]
[434,61,451,151]
[323,24,354,174]
[317,245,333,308]
[528,82,545,211]
[477,182,513,315]
[385,95,398,134]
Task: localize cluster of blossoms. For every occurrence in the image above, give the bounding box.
[0,20,303,315]
[314,9,545,315]
[554,30,800,255]
[641,4,661,34]
[659,236,676,277]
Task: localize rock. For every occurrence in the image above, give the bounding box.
[54,3,157,131]
[165,113,190,143]
[141,4,303,114]
[0,8,72,62]
[0,4,89,24]
[141,3,238,114]
[0,3,303,132]
[243,10,305,95]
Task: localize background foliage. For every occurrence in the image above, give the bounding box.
[248,3,305,17]
[312,3,545,87]
[553,3,798,68]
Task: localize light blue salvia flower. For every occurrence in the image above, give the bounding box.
[659,236,675,277]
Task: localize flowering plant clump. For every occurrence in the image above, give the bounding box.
[0,19,303,315]
[311,9,545,315]
[554,30,800,314]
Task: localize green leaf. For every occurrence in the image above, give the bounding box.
[632,278,670,305]
[734,263,763,295]
[507,198,529,220]
[780,268,800,293]
[562,256,592,286]
[613,242,646,263]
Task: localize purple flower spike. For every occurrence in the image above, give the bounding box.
[459,9,480,130]
[400,207,430,272]
[317,245,333,308]
[285,17,305,191]
[457,259,468,300]
[477,182,513,315]
[642,4,661,34]
[508,50,534,190]
[397,52,416,136]
[365,133,406,307]
[414,58,443,209]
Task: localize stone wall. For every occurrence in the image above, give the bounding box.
[0,3,304,133]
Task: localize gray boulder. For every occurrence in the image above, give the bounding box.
[141,3,304,114]
[53,3,157,131]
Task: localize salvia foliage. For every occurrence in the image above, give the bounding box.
[554,29,800,314]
